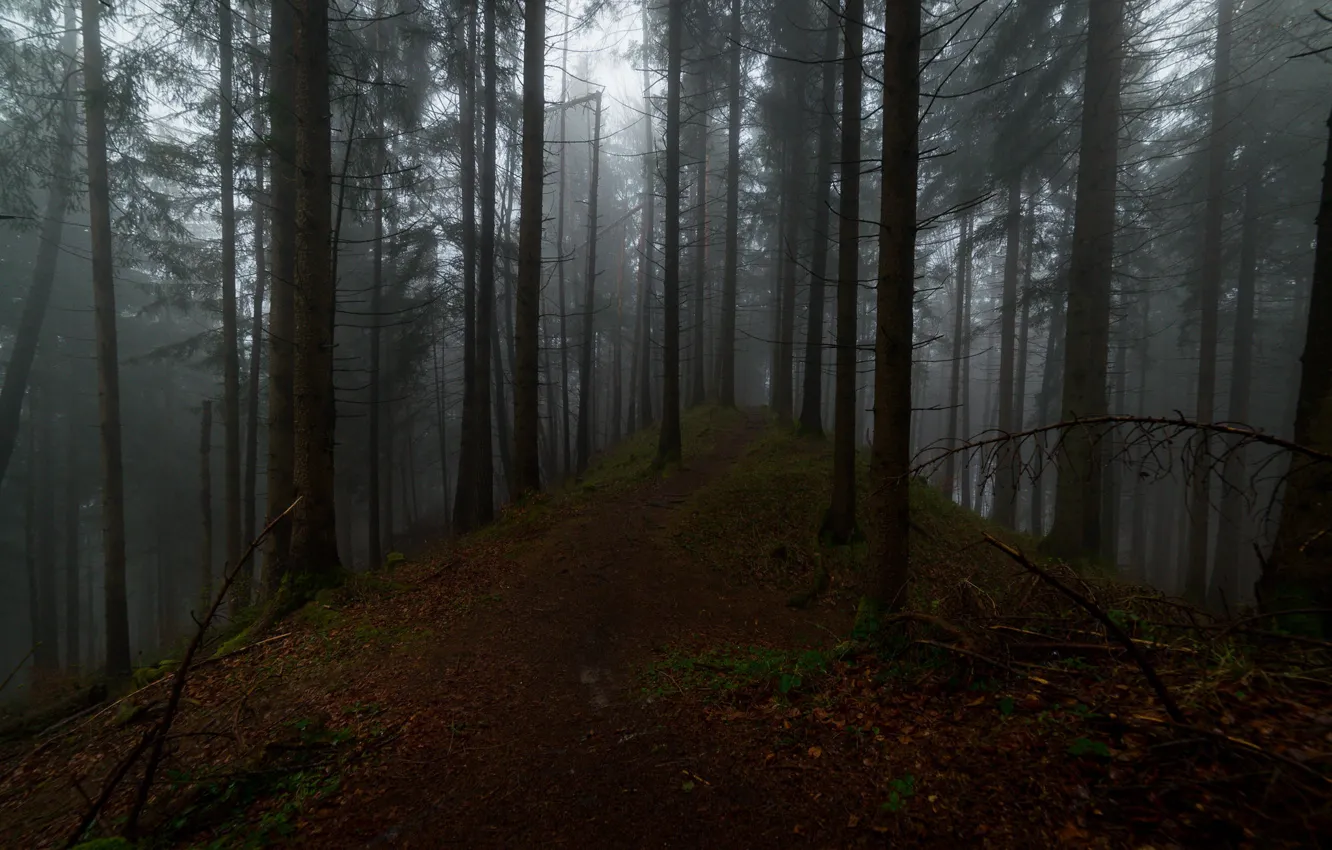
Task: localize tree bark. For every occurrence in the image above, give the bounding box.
[453,4,480,530]
[200,400,214,611]
[638,11,656,429]
[0,12,76,493]
[264,0,298,595]
[1256,104,1332,631]
[688,78,709,409]
[577,93,603,475]
[798,12,840,436]
[474,0,497,520]
[219,0,244,615]
[64,405,80,672]
[368,103,385,567]
[244,12,267,555]
[287,0,341,584]
[824,0,861,543]
[656,0,684,467]
[1044,0,1126,562]
[1185,0,1234,604]
[717,0,742,409]
[1212,154,1259,610]
[993,175,1022,528]
[863,0,919,624]
[513,0,545,497]
[942,215,971,501]
[81,0,132,676]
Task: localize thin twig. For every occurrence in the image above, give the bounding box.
[0,644,39,696]
[982,535,1188,724]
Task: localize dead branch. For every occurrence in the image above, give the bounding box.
[881,612,968,643]
[982,535,1188,724]
[63,498,300,848]
[1131,713,1332,793]
[0,644,39,696]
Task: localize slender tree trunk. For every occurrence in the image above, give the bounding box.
[824,0,862,542]
[1212,157,1259,609]
[942,215,971,501]
[1128,292,1152,578]
[514,0,545,497]
[368,128,385,567]
[493,143,517,494]
[799,13,840,435]
[717,0,742,409]
[993,175,1022,528]
[471,0,498,521]
[557,36,573,478]
[200,401,214,610]
[656,0,683,467]
[64,407,80,672]
[81,0,132,676]
[637,11,657,428]
[1185,0,1234,603]
[0,12,76,493]
[1013,193,1035,529]
[1102,322,1128,568]
[453,5,480,529]
[244,14,267,555]
[264,0,298,595]
[1044,0,1126,562]
[30,388,59,673]
[774,100,803,421]
[1032,282,1067,539]
[688,84,709,409]
[863,0,919,624]
[287,0,341,583]
[960,238,974,511]
[612,238,625,444]
[219,0,245,615]
[577,93,604,475]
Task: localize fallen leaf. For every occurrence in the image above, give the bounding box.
[808,746,823,758]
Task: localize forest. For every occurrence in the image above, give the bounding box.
[1,0,1332,844]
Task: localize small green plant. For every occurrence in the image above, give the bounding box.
[881,775,916,813]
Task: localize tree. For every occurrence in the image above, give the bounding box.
[716,0,742,409]
[453,3,480,531]
[1255,104,1332,632]
[635,5,657,428]
[513,0,545,497]
[577,92,604,475]
[656,0,684,468]
[798,11,840,436]
[220,0,243,611]
[264,0,298,596]
[81,0,132,676]
[286,0,341,587]
[474,0,498,520]
[1044,0,1127,562]
[862,0,919,625]
[992,177,1023,529]
[1184,0,1235,604]
[823,0,861,543]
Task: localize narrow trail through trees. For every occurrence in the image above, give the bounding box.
[312,411,847,847]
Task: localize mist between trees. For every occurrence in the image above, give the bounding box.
[1,0,1330,690]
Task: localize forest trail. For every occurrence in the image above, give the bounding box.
[309,409,849,847]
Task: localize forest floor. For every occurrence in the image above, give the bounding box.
[2,407,1331,848]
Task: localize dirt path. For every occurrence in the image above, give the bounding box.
[309,411,848,848]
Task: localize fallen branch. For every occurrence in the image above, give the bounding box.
[982,535,1187,724]
[64,498,300,848]
[0,644,39,696]
[1131,713,1332,793]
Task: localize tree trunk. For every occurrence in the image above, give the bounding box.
[514,0,545,497]
[244,13,266,553]
[220,0,244,615]
[1044,0,1126,562]
[1128,292,1152,579]
[577,93,604,475]
[993,175,1022,528]
[1185,0,1234,604]
[81,0,132,676]
[612,238,625,444]
[1256,104,1332,631]
[960,232,974,511]
[798,13,840,436]
[774,98,803,422]
[557,36,573,479]
[0,11,76,493]
[64,407,80,672]
[862,0,919,625]
[1032,275,1067,539]
[368,118,385,567]
[1013,193,1035,530]
[656,0,684,467]
[200,400,214,611]
[824,0,862,543]
[1212,155,1259,610]
[942,215,971,501]
[474,0,498,519]
[717,0,742,409]
[688,81,709,409]
[264,0,298,595]
[287,0,341,585]
[453,6,480,530]
[493,142,517,495]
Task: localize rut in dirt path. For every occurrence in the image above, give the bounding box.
[340,411,847,848]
